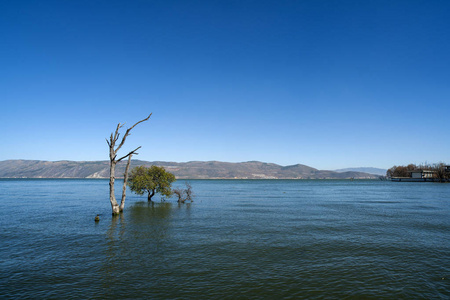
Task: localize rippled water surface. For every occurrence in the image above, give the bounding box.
[0,179,449,299]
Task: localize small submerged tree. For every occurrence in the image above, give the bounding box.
[128,165,176,201]
[173,182,194,203]
[107,114,152,215]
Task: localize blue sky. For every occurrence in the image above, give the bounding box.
[1,0,449,170]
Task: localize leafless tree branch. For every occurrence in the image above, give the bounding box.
[115,114,152,153]
[113,123,123,143]
[117,146,141,162]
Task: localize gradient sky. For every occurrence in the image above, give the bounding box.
[1,0,449,170]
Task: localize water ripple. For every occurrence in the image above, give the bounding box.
[0,179,449,299]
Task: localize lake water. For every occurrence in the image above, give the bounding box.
[0,179,449,299]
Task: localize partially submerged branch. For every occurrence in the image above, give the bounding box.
[174,182,194,203]
[120,154,133,212]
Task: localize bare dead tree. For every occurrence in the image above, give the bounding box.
[173,188,184,203]
[174,182,194,204]
[106,114,151,215]
[184,182,193,202]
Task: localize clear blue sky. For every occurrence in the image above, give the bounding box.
[1,0,449,170]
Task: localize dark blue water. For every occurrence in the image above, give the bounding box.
[0,179,449,299]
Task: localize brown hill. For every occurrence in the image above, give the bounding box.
[0,160,378,179]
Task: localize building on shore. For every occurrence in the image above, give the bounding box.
[410,170,435,179]
[391,165,450,182]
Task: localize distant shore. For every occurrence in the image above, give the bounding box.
[0,159,380,180]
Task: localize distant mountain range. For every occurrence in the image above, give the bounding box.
[0,160,381,179]
[334,167,387,176]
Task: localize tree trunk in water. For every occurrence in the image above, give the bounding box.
[109,161,120,215]
[148,190,155,201]
[106,114,151,215]
[120,154,133,212]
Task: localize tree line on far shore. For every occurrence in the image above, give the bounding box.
[386,163,449,182]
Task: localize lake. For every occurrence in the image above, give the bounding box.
[0,179,449,299]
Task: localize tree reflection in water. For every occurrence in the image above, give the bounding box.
[100,202,175,298]
[106,201,174,246]
[128,201,173,244]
